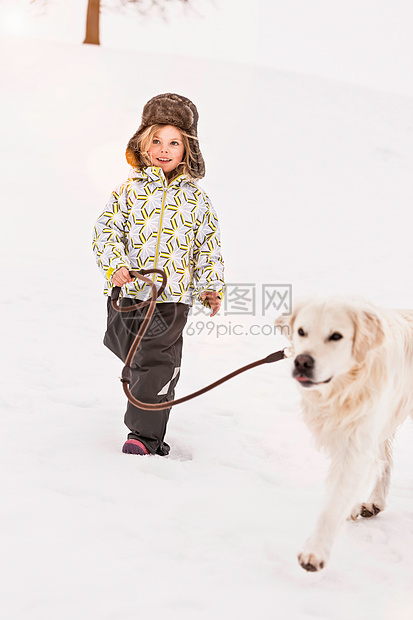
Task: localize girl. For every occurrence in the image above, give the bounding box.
[93,93,225,456]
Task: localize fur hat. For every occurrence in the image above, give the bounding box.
[126,93,206,179]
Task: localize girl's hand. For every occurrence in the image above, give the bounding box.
[201,291,221,317]
[112,267,134,287]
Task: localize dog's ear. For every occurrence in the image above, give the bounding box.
[352,307,385,363]
[274,304,301,342]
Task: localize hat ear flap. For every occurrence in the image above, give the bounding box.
[125,147,139,168]
[352,308,385,363]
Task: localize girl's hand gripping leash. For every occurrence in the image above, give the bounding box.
[111,269,289,411]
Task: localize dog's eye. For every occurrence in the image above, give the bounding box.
[329,332,343,341]
[297,328,306,337]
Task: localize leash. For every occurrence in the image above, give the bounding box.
[111,269,288,411]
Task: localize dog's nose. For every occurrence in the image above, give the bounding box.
[294,354,315,372]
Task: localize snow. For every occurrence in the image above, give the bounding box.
[2,0,413,97]
[1,34,413,619]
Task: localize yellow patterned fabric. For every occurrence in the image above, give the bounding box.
[93,167,225,305]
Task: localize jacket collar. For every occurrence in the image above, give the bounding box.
[131,166,189,189]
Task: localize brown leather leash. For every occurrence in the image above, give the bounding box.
[111,269,288,411]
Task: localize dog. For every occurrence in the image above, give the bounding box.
[276,297,413,572]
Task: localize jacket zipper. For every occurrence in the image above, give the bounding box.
[153,186,167,278]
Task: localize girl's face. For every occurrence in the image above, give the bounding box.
[147,125,185,177]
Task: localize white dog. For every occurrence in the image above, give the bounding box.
[277,297,413,572]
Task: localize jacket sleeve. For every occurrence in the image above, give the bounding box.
[192,192,225,305]
[92,184,131,282]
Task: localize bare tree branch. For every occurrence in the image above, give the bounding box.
[105,0,190,17]
[23,0,198,46]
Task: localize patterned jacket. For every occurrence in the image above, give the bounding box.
[93,166,225,306]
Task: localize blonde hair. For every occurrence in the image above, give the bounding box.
[127,124,198,181]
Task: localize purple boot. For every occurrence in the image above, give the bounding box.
[122,439,150,455]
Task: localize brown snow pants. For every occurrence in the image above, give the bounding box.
[104,298,190,455]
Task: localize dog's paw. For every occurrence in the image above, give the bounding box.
[298,550,326,572]
[349,501,384,520]
[360,502,383,518]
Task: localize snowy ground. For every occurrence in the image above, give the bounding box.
[1,36,413,619]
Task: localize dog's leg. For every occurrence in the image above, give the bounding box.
[298,444,376,572]
[359,438,393,518]
[349,438,393,520]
